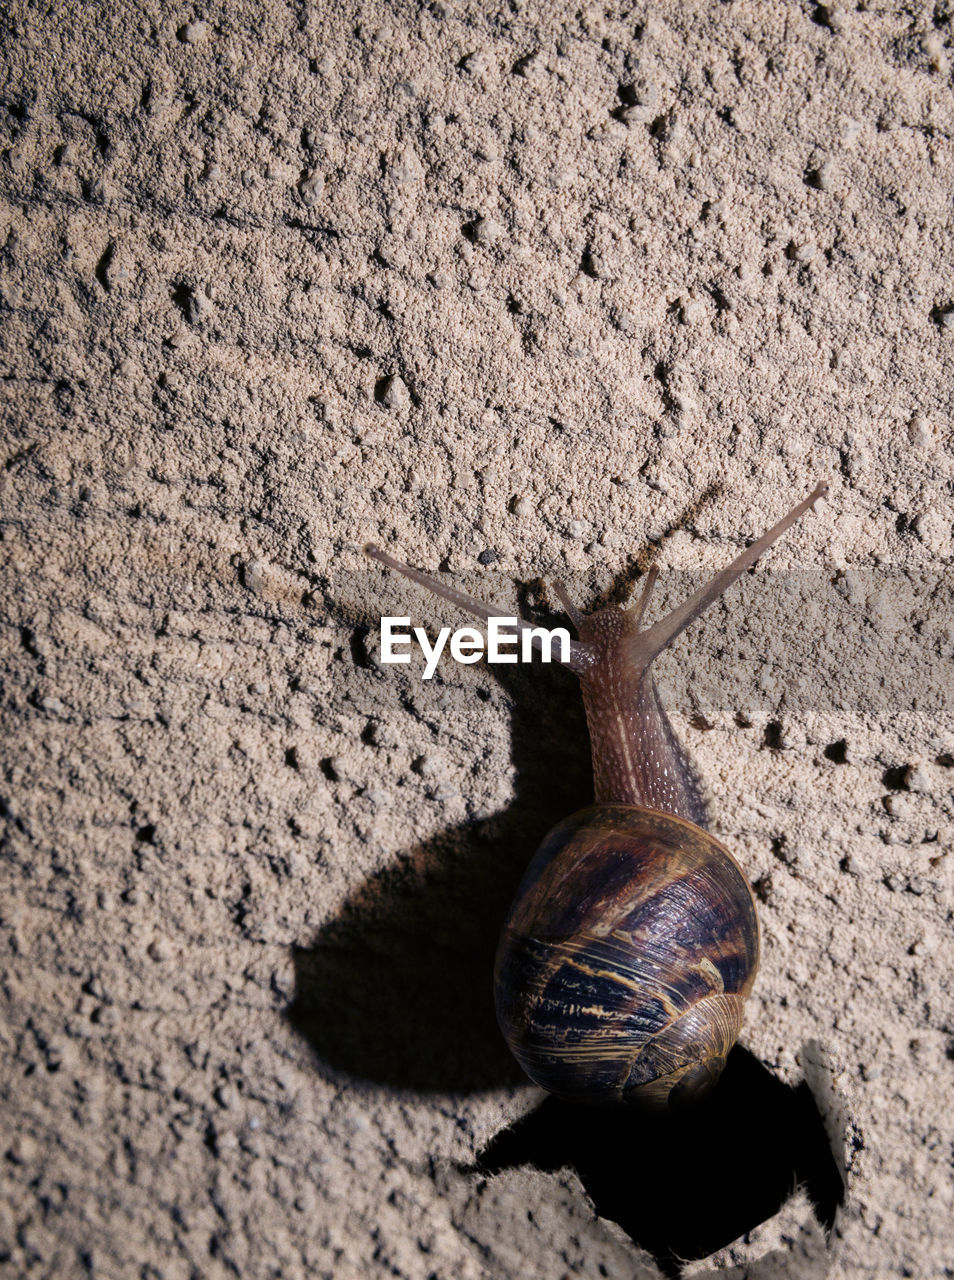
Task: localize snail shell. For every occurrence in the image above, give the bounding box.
[493,803,758,1108]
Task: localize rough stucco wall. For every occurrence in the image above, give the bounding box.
[1,0,952,1276]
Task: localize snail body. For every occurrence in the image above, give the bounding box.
[366,483,826,1108]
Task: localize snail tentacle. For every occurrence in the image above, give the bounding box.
[364,542,591,670]
[550,580,583,630]
[632,481,828,672]
[628,566,658,630]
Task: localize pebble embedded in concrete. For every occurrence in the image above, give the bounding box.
[468,215,503,246]
[379,374,410,411]
[179,19,209,43]
[298,170,324,205]
[814,159,834,190]
[680,298,708,324]
[792,241,818,263]
[243,559,268,593]
[908,415,931,447]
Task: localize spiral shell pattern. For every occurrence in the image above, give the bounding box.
[494,803,759,1107]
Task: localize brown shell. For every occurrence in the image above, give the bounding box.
[493,803,759,1107]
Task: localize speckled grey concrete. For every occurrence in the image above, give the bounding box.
[1,2,952,1276]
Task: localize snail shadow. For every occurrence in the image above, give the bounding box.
[287,812,530,1091]
[289,588,843,1271]
[289,656,593,1092]
[469,1046,845,1278]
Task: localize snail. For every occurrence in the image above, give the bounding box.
[365,482,827,1108]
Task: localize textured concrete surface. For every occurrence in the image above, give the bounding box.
[1,1,953,1276]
